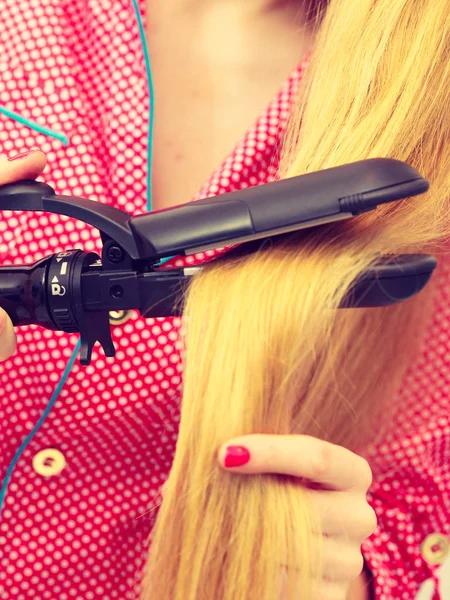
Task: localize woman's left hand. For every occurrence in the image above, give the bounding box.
[217,434,377,600]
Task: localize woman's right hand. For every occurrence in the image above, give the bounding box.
[0,148,47,360]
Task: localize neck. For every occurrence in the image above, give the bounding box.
[166,0,313,17]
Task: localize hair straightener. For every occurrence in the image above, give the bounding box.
[0,158,437,365]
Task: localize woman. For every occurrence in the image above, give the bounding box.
[0,1,448,599]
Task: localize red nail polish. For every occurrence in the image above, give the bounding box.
[224,445,251,468]
[7,149,38,161]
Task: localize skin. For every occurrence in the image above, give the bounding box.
[347,569,372,600]
[147,0,315,208]
[0,1,374,595]
[0,151,46,359]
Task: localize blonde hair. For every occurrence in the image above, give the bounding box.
[141,1,450,598]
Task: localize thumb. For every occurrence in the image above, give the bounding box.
[0,307,17,360]
[0,148,47,185]
[0,148,46,361]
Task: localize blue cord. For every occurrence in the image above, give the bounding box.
[0,104,73,519]
[131,1,175,267]
[131,0,154,213]
[0,2,157,520]
[0,105,69,146]
[0,340,81,518]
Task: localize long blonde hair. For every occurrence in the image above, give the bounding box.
[141,1,450,598]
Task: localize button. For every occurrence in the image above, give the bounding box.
[109,309,132,325]
[32,448,66,477]
[420,533,450,565]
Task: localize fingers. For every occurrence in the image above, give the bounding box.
[280,538,367,600]
[307,489,378,539]
[279,541,367,600]
[0,149,47,185]
[0,148,46,361]
[0,308,17,360]
[282,578,361,600]
[319,535,365,583]
[218,434,373,491]
[317,578,360,600]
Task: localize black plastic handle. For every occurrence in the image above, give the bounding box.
[0,180,140,258]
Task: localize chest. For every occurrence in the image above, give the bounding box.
[145,4,311,209]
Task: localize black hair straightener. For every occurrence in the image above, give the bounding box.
[0,158,437,365]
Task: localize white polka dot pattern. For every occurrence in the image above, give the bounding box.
[0,2,448,600]
[360,256,450,599]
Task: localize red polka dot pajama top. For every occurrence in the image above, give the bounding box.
[0,1,448,599]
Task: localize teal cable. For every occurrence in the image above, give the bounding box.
[0,109,72,520]
[131,1,175,266]
[0,105,69,146]
[0,1,158,520]
[131,0,155,212]
[0,340,81,519]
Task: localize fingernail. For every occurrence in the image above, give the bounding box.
[7,148,39,162]
[224,445,251,468]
